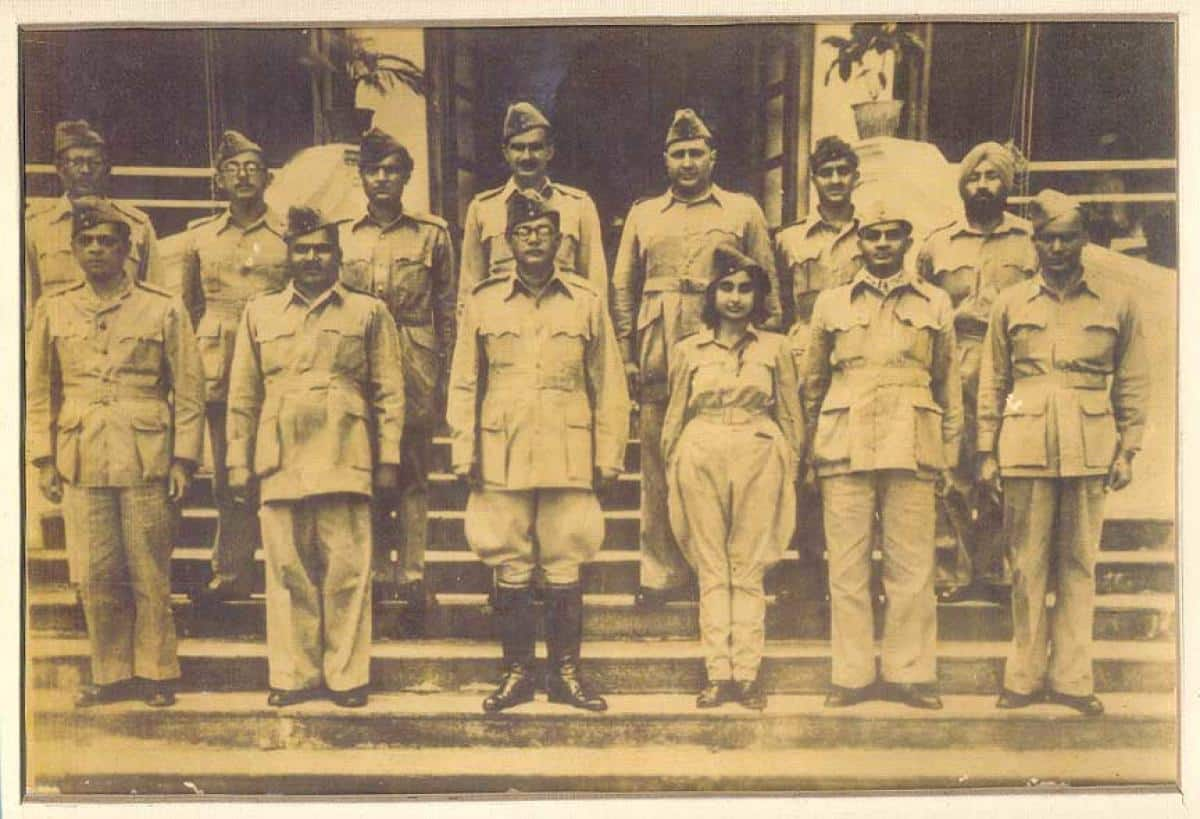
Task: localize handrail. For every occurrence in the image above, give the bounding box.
[25,195,221,209]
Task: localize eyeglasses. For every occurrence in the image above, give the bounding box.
[511,225,555,240]
[74,233,123,248]
[63,157,105,170]
[860,227,909,242]
[814,163,855,179]
[219,161,266,178]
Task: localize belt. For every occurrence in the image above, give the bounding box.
[834,365,931,390]
[73,383,165,404]
[643,277,708,295]
[694,406,770,425]
[485,370,582,392]
[1015,370,1108,390]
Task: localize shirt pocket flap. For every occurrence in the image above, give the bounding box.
[256,317,296,341]
[56,405,84,431]
[480,403,505,432]
[824,310,870,332]
[894,300,940,330]
[130,412,167,432]
[1078,390,1114,417]
[196,313,223,338]
[406,324,438,351]
[636,298,664,331]
[564,402,592,428]
[912,394,945,415]
[1003,393,1047,417]
[820,384,852,413]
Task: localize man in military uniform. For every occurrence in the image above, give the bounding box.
[340,128,457,619]
[612,108,780,607]
[182,130,289,607]
[27,199,205,708]
[25,120,163,315]
[918,141,1039,603]
[804,201,962,711]
[458,101,607,302]
[979,189,1148,717]
[773,136,864,600]
[448,193,629,713]
[226,207,405,708]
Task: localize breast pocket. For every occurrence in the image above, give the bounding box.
[1068,318,1119,370]
[195,314,228,388]
[827,311,870,368]
[553,221,582,274]
[390,254,432,310]
[116,328,165,377]
[481,322,522,369]
[1008,318,1049,367]
[546,317,589,385]
[325,327,367,376]
[256,319,297,376]
[483,229,515,276]
[893,299,939,364]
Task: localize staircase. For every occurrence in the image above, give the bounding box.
[24,438,1178,796]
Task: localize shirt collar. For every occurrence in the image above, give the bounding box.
[660,183,725,212]
[851,267,925,299]
[503,176,554,201]
[217,205,277,236]
[504,267,574,301]
[83,273,134,312]
[285,279,346,310]
[1029,267,1100,301]
[696,323,760,350]
[352,207,412,234]
[950,211,1029,239]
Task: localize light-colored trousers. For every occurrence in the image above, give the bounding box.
[667,418,795,681]
[373,424,430,584]
[464,488,604,587]
[639,400,692,590]
[208,402,261,592]
[1002,476,1106,697]
[822,471,937,689]
[62,483,180,685]
[259,496,373,692]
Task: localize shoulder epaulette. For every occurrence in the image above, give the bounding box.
[560,271,598,294]
[472,273,512,294]
[339,280,373,297]
[922,218,959,242]
[111,201,150,224]
[407,210,450,230]
[474,185,506,202]
[185,211,223,232]
[551,182,586,200]
[43,280,85,299]
[24,198,57,221]
[134,280,174,298]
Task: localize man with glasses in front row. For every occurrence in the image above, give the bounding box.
[181,130,289,608]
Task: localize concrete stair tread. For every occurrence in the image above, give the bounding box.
[30,688,1176,720]
[27,634,1177,662]
[26,738,1177,792]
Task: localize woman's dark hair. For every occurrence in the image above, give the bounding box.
[700,263,771,328]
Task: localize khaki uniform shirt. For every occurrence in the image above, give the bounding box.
[917,214,1038,340]
[978,269,1149,478]
[458,177,607,304]
[803,269,962,478]
[27,276,205,487]
[225,281,406,502]
[611,184,781,401]
[25,195,163,322]
[774,211,863,327]
[339,210,457,428]
[179,207,289,403]
[447,268,630,491]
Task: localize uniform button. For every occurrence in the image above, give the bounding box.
[98,320,106,330]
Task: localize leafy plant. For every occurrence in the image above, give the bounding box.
[823,23,925,101]
[302,29,426,97]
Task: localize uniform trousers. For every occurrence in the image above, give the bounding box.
[62,483,180,685]
[373,424,430,584]
[1002,476,1106,697]
[822,471,937,689]
[638,400,692,591]
[259,495,373,692]
[667,417,795,681]
[465,488,604,587]
[208,401,261,592]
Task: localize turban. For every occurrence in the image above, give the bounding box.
[959,141,1017,196]
[1028,189,1082,233]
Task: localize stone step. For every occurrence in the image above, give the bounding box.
[27,587,1177,643]
[36,508,1177,555]
[28,690,1176,754]
[28,636,1176,695]
[26,736,1176,795]
[24,546,1177,597]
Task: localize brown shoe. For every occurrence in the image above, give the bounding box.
[735,678,768,710]
[1045,690,1104,717]
[881,682,943,710]
[996,688,1042,709]
[824,683,875,708]
[696,680,736,708]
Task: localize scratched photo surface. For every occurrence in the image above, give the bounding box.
[21,21,1178,798]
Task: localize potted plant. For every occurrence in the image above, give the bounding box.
[823,23,925,139]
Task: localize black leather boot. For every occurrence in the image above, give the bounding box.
[482,584,537,713]
[544,583,607,712]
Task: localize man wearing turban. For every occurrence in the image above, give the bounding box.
[917,141,1039,604]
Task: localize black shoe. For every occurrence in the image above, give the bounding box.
[266,688,320,708]
[330,686,369,708]
[881,682,943,710]
[74,680,136,709]
[824,683,875,708]
[1045,690,1105,717]
[634,586,670,609]
[482,664,537,713]
[143,683,176,707]
[735,678,768,711]
[996,688,1043,709]
[190,577,250,606]
[696,680,736,708]
[398,579,436,635]
[544,583,607,712]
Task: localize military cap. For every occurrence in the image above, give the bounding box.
[665,109,713,147]
[284,206,345,243]
[809,135,859,173]
[506,190,560,234]
[503,102,551,142]
[1028,188,1082,233]
[215,129,264,167]
[55,120,105,156]
[712,241,765,278]
[857,200,913,234]
[71,196,130,239]
[358,127,413,171]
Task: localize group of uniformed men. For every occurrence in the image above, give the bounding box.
[27,99,1147,717]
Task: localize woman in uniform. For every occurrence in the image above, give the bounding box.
[662,244,806,710]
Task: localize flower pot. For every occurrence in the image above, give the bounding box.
[852,99,905,140]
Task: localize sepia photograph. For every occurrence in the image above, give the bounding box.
[17,13,1180,802]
